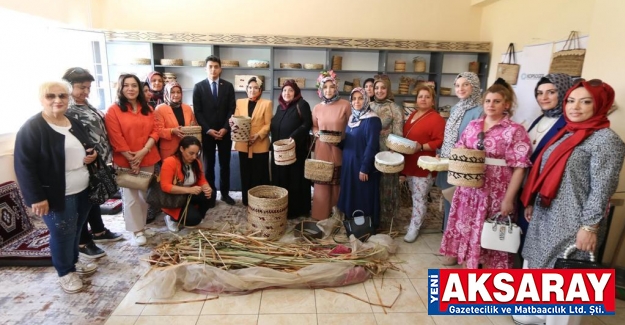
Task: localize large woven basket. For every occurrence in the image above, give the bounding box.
[222,60,240,67]
[447,148,485,188]
[319,130,342,145]
[161,58,183,66]
[418,156,449,171]
[247,185,288,240]
[375,151,404,174]
[247,60,270,68]
[191,60,205,67]
[230,116,252,142]
[280,63,302,69]
[394,60,406,72]
[273,139,296,166]
[304,159,334,183]
[304,63,324,70]
[386,134,417,155]
[180,126,203,143]
[413,57,426,73]
[131,58,151,65]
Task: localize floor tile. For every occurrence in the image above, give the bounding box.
[257,313,316,325]
[104,315,138,325]
[396,238,433,254]
[488,315,516,325]
[140,290,207,316]
[597,308,625,325]
[431,315,493,325]
[315,283,372,313]
[394,253,447,279]
[196,314,258,325]
[410,278,431,307]
[374,312,436,325]
[134,315,198,325]
[110,284,152,316]
[200,291,261,315]
[259,288,316,314]
[317,313,377,325]
[363,278,426,313]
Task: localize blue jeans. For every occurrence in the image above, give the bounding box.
[41,189,91,277]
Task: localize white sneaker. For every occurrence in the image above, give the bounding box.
[512,315,546,325]
[143,228,156,237]
[404,224,419,243]
[132,232,147,246]
[59,272,83,293]
[165,215,179,233]
[75,260,97,276]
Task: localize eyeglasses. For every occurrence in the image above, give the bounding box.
[573,78,603,88]
[476,132,485,150]
[45,93,69,100]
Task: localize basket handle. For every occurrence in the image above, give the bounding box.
[307,136,317,159]
[502,43,516,65]
[562,31,581,51]
[562,244,596,262]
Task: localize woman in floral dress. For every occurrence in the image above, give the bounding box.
[439,79,532,269]
[369,78,404,228]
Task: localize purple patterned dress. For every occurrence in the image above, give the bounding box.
[439,116,532,269]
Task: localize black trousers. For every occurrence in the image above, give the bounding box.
[79,205,106,245]
[202,134,232,204]
[238,151,270,206]
[177,193,211,226]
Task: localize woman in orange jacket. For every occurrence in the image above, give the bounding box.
[160,136,213,232]
[155,81,197,159]
[231,76,272,206]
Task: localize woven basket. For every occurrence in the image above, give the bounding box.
[469,61,479,74]
[273,139,296,166]
[549,49,585,76]
[304,63,324,70]
[280,63,302,69]
[230,116,252,142]
[305,159,334,183]
[394,60,406,72]
[180,126,203,143]
[418,156,449,171]
[386,134,417,155]
[319,130,342,145]
[161,58,183,66]
[344,81,353,93]
[247,185,288,240]
[374,151,404,174]
[402,101,416,118]
[440,87,452,96]
[247,60,270,68]
[447,148,485,188]
[191,60,205,67]
[131,58,151,65]
[414,61,426,73]
[222,60,240,67]
[279,77,305,89]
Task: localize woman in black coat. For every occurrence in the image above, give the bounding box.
[270,80,312,218]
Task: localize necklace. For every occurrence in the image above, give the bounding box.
[42,112,70,127]
[532,118,556,144]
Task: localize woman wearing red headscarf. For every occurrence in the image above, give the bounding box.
[231,77,272,206]
[514,80,625,325]
[270,79,312,218]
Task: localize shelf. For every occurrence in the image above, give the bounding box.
[273,68,321,72]
[154,65,204,68]
[441,72,486,77]
[384,72,435,75]
[221,67,270,71]
[333,70,381,74]
[110,63,152,66]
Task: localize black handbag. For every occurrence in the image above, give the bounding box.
[554,244,603,269]
[87,156,119,205]
[343,210,375,242]
[146,172,189,209]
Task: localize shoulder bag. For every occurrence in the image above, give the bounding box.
[496,43,520,85]
[87,155,119,205]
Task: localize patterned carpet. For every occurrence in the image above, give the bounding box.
[0,189,443,325]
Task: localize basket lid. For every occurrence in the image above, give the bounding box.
[375,151,404,165]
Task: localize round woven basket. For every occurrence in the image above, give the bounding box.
[273,139,296,166]
[280,63,302,69]
[304,63,324,70]
[131,58,151,65]
[386,134,417,155]
[191,60,205,67]
[247,185,288,240]
[304,159,334,183]
[247,60,270,68]
[222,60,240,67]
[418,156,449,171]
[319,130,342,145]
[375,151,405,173]
[180,126,203,143]
[447,148,486,188]
[161,58,183,66]
[440,87,452,96]
[394,60,406,72]
[414,61,426,73]
[230,116,252,142]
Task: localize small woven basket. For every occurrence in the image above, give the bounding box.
[230,116,252,142]
[222,60,240,67]
[304,159,334,183]
[304,63,324,70]
[191,60,205,67]
[280,63,302,69]
[374,151,405,174]
[343,81,353,93]
[273,139,296,166]
[161,58,183,66]
[394,60,406,72]
[386,134,417,155]
[319,130,342,145]
[247,185,288,240]
[440,87,452,96]
[180,126,203,143]
[413,57,426,73]
[131,58,151,65]
[447,148,486,188]
[247,60,270,68]
[418,156,449,171]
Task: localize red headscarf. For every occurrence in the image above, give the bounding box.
[278,80,302,110]
[521,80,614,207]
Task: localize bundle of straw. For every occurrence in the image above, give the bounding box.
[147,230,396,275]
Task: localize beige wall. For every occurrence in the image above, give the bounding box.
[0,0,96,27]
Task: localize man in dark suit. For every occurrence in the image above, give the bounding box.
[193,55,236,206]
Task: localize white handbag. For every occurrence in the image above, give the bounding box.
[480,213,522,253]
